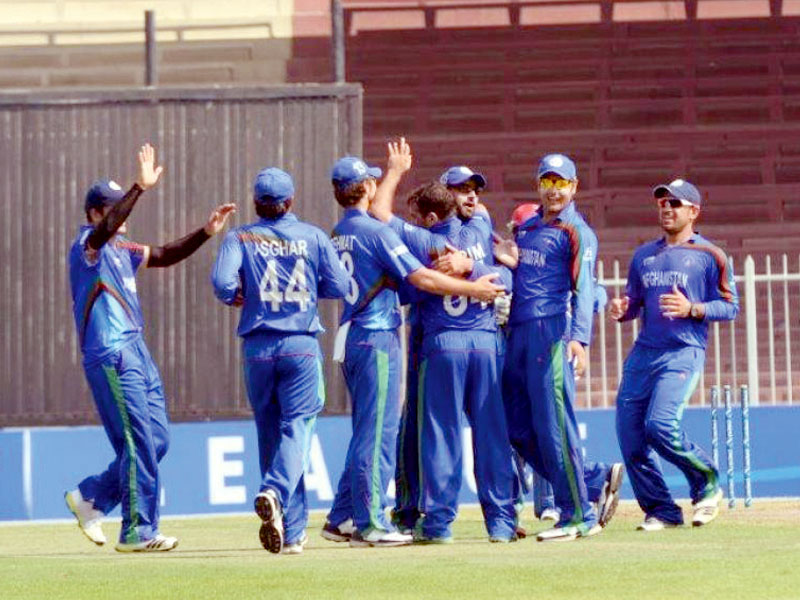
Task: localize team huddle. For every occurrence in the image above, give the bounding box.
[63,140,738,554]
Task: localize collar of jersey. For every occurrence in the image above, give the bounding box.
[657,232,700,247]
[344,207,369,218]
[429,215,461,234]
[257,213,298,225]
[519,201,578,230]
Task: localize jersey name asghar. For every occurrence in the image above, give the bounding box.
[509,202,597,345]
[212,213,348,336]
[69,225,147,364]
[332,208,422,330]
[624,233,738,349]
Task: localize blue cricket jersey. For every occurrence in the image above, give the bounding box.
[390,213,511,335]
[331,208,423,330]
[69,225,148,364]
[509,202,597,345]
[211,213,349,336]
[620,233,739,350]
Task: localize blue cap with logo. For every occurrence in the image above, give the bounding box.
[253,167,295,204]
[537,153,577,181]
[85,179,126,212]
[331,156,382,188]
[439,166,487,189]
[653,178,701,206]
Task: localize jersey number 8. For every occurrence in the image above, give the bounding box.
[443,294,482,317]
[339,251,359,304]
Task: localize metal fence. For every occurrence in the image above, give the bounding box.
[0,85,362,426]
[585,254,800,409]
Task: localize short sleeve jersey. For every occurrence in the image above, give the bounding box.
[69,225,147,364]
[331,209,423,330]
[624,233,739,350]
[211,213,349,337]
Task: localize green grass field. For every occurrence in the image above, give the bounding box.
[2,502,799,599]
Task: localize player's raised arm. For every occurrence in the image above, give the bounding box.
[146,203,236,268]
[85,143,163,253]
[370,137,412,223]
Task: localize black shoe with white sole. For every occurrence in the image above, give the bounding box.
[254,490,284,554]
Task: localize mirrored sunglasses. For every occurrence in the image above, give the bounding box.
[538,178,572,191]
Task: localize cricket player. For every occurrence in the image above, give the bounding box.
[211,167,349,555]
[392,164,505,535]
[503,153,622,542]
[65,144,235,552]
[610,179,738,530]
[370,154,517,542]
[323,148,505,547]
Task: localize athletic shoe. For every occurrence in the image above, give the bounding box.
[637,517,682,532]
[64,489,106,546]
[350,530,413,548]
[692,488,723,527]
[536,525,579,542]
[598,463,625,528]
[282,532,309,555]
[539,508,560,522]
[254,490,283,554]
[514,524,528,539]
[321,519,355,543]
[536,523,601,542]
[412,533,454,545]
[489,534,519,543]
[115,534,178,553]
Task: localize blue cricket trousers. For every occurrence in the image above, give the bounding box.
[243,332,324,545]
[417,329,516,540]
[80,337,169,544]
[327,325,402,534]
[616,344,718,524]
[393,320,424,531]
[502,315,598,532]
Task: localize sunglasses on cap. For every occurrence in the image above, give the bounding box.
[538,178,572,191]
[657,197,695,209]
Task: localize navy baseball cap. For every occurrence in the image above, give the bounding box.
[537,154,577,180]
[331,156,382,188]
[653,178,701,206]
[253,167,294,204]
[85,179,126,212]
[439,166,487,189]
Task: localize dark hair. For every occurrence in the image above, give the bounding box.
[255,198,292,219]
[333,180,369,208]
[407,182,455,221]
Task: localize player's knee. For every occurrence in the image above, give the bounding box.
[154,431,170,461]
[644,419,671,448]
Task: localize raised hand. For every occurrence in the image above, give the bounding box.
[136,143,164,190]
[609,296,629,321]
[386,136,412,176]
[204,203,237,236]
